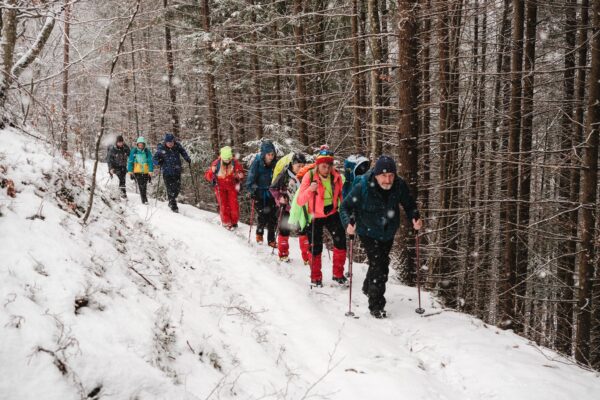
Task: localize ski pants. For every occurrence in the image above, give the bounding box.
[256,196,277,242]
[134,173,150,203]
[216,185,239,226]
[360,235,394,313]
[164,173,181,208]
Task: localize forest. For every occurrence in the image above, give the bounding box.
[0,0,599,370]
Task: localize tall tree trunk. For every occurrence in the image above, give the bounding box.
[61,1,70,153]
[518,0,537,334]
[556,0,577,355]
[130,32,140,136]
[368,0,383,160]
[163,0,180,136]
[202,0,220,152]
[0,0,17,111]
[249,0,263,140]
[501,0,525,330]
[420,0,432,216]
[293,0,309,146]
[397,0,419,285]
[575,0,600,365]
[351,0,363,153]
[143,27,158,144]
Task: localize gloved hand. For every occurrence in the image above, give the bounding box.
[211,178,217,187]
[148,175,152,183]
[129,173,134,181]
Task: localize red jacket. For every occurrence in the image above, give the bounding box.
[205,158,244,191]
[297,167,343,218]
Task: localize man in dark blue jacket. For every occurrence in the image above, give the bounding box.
[340,155,423,319]
[245,140,277,246]
[153,133,191,212]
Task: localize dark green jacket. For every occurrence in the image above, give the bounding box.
[340,171,419,242]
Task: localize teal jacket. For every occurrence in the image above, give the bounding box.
[127,147,154,174]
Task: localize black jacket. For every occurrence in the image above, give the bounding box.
[340,171,419,241]
[106,144,130,171]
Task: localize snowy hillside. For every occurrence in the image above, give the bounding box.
[1,128,600,400]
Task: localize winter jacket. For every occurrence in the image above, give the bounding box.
[245,141,277,202]
[270,167,301,212]
[153,142,191,176]
[127,147,154,174]
[339,171,419,242]
[205,158,244,191]
[106,144,130,171]
[297,167,343,219]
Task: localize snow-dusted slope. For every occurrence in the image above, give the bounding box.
[1,128,599,400]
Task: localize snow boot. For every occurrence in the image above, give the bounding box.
[370,310,387,319]
[278,234,289,259]
[311,280,323,288]
[279,256,290,263]
[268,241,277,249]
[256,234,263,244]
[333,276,348,285]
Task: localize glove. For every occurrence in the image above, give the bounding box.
[129,174,134,181]
[211,178,217,187]
[148,175,152,183]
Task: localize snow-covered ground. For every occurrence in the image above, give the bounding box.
[1,128,600,400]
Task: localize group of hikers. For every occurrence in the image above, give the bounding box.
[106,133,191,212]
[106,134,423,319]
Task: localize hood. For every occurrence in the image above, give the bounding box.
[260,141,276,158]
[353,156,370,176]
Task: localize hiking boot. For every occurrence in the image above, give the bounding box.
[268,241,277,249]
[304,260,310,266]
[333,276,348,285]
[232,223,238,228]
[279,256,290,263]
[370,310,387,319]
[256,234,263,244]
[311,280,323,288]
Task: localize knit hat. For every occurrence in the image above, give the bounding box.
[136,137,146,144]
[373,155,397,175]
[220,146,233,161]
[164,133,175,143]
[116,135,124,143]
[292,152,307,165]
[315,145,334,165]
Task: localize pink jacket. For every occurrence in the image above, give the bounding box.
[297,168,343,219]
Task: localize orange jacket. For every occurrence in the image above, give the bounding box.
[297,167,343,219]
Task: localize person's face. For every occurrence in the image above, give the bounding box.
[137,143,145,150]
[116,140,124,148]
[265,152,275,164]
[222,158,232,165]
[292,162,304,175]
[317,163,332,176]
[166,141,174,148]
[375,172,395,190]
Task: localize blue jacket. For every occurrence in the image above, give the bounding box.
[340,171,419,242]
[245,141,277,202]
[153,142,191,176]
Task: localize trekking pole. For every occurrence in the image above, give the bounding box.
[248,198,256,242]
[310,192,317,268]
[415,232,425,314]
[345,217,356,318]
[272,205,285,255]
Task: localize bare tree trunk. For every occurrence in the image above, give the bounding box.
[143,27,157,144]
[61,1,70,153]
[163,0,180,136]
[420,0,432,215]
[293,0,309,146]
[397,0,419,285]
[517,0,537,334]
[202,0,220,152]
[501,0,525,330]
[351,0,363,153]
[249,0,263,140]
[130,32,140,136]
[575,0,600,365]
[556,0,577,355]
[368,0,383,160]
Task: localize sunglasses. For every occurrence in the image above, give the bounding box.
[318,149,334,157]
